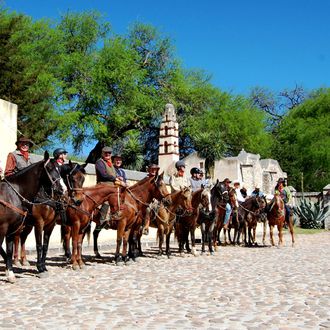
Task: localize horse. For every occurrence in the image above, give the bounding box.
[150,187,193,257]
[12,161,86,274]
[92,173,171,263]
[175,188,207,256]
[267,194,295,247]
[0,152,63,282]
[210,181,238,248]
[236,196,265,246]
[63,183,126,269]
[198,189,215,254]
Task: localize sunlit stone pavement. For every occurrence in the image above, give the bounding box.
[0,231,329,329]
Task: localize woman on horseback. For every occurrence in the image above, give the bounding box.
[274,178,292,224]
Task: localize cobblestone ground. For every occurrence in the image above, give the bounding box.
[0,231,329,329]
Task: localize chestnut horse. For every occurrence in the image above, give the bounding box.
[64,183,126,269]
[267,194,295,247]
[13,162,86,274]
[81,173,170,264]
[0,153,63,282]
[175,188,208,255]
[150,187,192,257]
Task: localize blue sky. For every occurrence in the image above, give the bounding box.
[3,0,330,95]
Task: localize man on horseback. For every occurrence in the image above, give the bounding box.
[274,178,292,224]
[233,180,245,203]
[95,147,124,227]
[169,160,191,193]
[251,184,264,198]
[5,136,34,177]
[146,163,160,178]
[112,154,127,184]
[221,178,233,229]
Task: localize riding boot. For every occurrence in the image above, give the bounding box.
[59,208,68,226]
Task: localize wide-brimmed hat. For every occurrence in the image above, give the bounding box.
[233,180,241,185]
[277,177,285,183]
[102,146,112,153]
[15,136,33,147]
[223,178,232,183]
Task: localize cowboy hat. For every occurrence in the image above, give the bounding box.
[15,136,33,147]
[223,178,232,183]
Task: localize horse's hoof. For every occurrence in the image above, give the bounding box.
[79,263,85,269]
[37,271,49,278]
[201,251,205,255]
[13,259,21,267]
[72,263,79,271]
[94,252,102,259]
[21,259,30,267]
[210,251,215,256]
[5,270,16,283]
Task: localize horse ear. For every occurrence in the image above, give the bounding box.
[159,171,164,179]
[216,179,219,184]
[69,160,72,166]
[82,163,87,169]
[44,151,49,161]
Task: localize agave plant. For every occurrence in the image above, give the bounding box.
[294,198,329,229]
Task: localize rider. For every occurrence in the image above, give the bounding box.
[5,136,34,177]
[146,163,160,177]
[222,178,233,230]
[112,154,127,184]
[190,167,203,192]
[274,178,292,224]
[251,184,264,198]
[233,180,245,203]
[169,160,191,193]
[53,148,69,225]
[95,147,124,227]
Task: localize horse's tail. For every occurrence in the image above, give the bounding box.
[85,222,91,246]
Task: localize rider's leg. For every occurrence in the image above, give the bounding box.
[223,203,232,229]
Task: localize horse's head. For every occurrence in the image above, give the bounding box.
[60,161,86,205]
[152,172,171,205]
[178,186,193,215]
[256,196,267,211]
[228,188,238,209]
[43,154,64,197]
[201,188,212,212]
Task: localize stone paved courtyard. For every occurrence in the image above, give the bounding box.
[0,231,329,329]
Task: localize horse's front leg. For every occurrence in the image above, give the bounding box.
[252,224,257,245]
[278,224,284,247]
[34,219,44,273]
[115,222,125,264]
[5,235,16,283]
[269,224,275,246]
[208,221,215,254]
[165,227,173,258]
[262,214,267,245]
[41,224,55,272]
[122,229,131,263]
[158,224,164,256]
[71,222,80,270]
[288,215,295,247]
[200,222,206,253]
[190,227,197,256]
[93,223,103,258]
[78,233,85,268]
[13,232,20,266]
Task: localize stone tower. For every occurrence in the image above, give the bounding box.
[158,103,179,173]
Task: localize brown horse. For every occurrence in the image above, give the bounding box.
[64,183,126,269]
[211,183,238,249]
[150,187,193,257]
[237,196,265,246]
[13,162,86,274]
[175,188,207,256]
[267,194,295,247]
[88,173,170,263]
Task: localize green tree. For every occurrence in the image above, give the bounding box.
[273,88,330,191]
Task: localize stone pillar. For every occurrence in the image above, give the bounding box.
[0,99,17,175]
[158,104,179,173]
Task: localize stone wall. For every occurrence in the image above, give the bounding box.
[0,99,17,173]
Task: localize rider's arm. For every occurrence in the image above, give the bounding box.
[4,153,16,177]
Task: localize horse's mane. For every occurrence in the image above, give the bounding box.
[5,160,44,182]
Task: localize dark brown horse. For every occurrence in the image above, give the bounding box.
[267,194,295,247]
[211,181,238,249]
[175,188,206,255]
[0,152,62,282]
[150,187,192,257]
[13,162,86,274]
[84,173,170,263]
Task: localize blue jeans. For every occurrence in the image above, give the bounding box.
[285,204,291,223]
[224,203,231,225]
